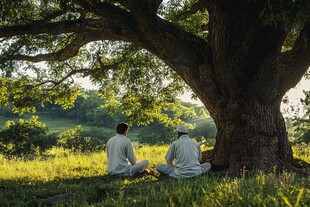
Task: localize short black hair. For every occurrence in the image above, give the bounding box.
[178,132,188,138]
[116,122,129,134]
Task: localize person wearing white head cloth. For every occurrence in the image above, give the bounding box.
[156,125,211,178]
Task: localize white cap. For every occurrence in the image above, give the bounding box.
[176,125,188,133]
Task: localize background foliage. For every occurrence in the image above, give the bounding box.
[0,89,215,156]
[0,116,57,157]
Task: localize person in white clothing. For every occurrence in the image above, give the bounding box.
[107,122,150,176]
[156,125,211,178]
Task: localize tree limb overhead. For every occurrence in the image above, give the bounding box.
[278,23,310,93]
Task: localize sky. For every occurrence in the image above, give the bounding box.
[281,77,309,117]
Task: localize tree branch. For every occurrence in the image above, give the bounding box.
[37,58,119,89]
[278,23,310,93]
[34,68,95,89]
[3,34,98,62]
[175,0,208,20]
[96,51,118,72]
[76,0,131,22]
[0,17,136,62]
[47,46,139,87]
[117,0,163,15]
[17,10,65,25]
[0,18,122,38]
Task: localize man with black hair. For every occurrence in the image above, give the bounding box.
[156,125,211,178]
[107,122,150,176]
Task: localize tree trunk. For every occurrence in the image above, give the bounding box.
[193,1,304,173]
[138,8,306,172]
[206,100,295,172]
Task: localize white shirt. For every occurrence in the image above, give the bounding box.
[165,134,203,178]
[106,134,137,175]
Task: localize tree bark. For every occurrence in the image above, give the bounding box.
[209,101,295,172]
[192,0,309,172]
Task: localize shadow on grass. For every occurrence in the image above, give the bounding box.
[1,171,310,207]
[0,173,174,206]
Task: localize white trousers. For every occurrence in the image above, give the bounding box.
[130,160,150,175]
[156,162,212,175]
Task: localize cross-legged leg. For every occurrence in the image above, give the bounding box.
[201,162,212,174]
[156,164,174,175]
[131,160,150,175]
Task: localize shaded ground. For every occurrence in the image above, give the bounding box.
[1,170,309,207]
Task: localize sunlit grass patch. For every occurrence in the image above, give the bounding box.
[134,144,168,167]
[292,143,310,163]
[0,148,106,184]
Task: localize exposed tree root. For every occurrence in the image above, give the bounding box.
[292,158,310,169]
[201,150,310,175]
[201,149,214,163]
[201,149,228,172]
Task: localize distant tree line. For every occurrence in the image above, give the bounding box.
[0,90,217,157]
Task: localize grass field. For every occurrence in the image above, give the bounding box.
[0,114,91,133]
[0,144,309,207]
[35,115,91,133]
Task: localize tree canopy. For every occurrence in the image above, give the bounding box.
[0,0,195,124]
[0,0,309,114]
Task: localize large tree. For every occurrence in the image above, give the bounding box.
[0,0,309,172]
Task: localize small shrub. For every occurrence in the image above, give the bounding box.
[297,128,310,143]
[58,126,113,152]
[80,127,115,144]
[191,118,217,142]
[138,122,175,145]
[0,116,57,157]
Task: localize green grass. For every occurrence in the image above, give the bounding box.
[0,114,91,134]
[35,115,87,133]
[0,144,309,207]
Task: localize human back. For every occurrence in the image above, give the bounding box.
[169,135,201,169]
[157,125,211,178]
[106,122,150,176]
[107,134,135,175]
